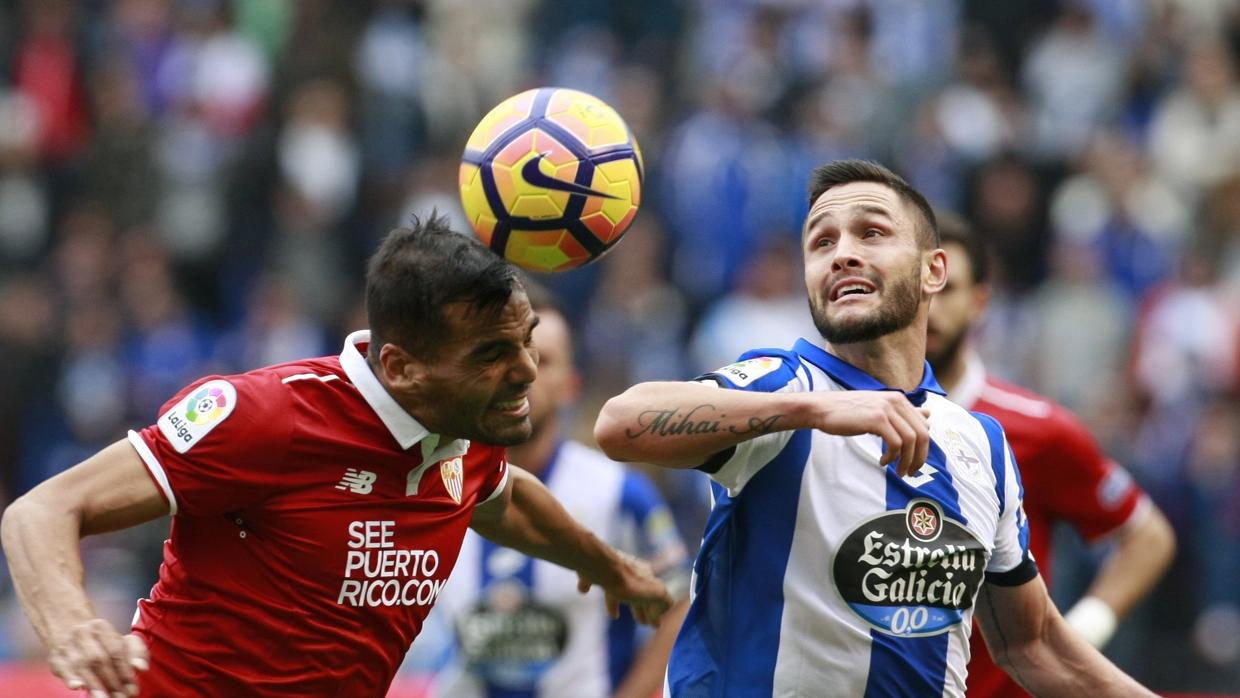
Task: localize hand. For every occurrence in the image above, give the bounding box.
[48,619,149,698]
[577,551,674,627]
[814,391,931,477]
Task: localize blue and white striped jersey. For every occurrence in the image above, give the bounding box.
[667,338,1035,698]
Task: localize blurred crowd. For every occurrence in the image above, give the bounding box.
[0,0,1238,692]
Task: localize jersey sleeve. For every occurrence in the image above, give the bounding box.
[1038,410,1145,542]
[693,350,807,495]
[616,470,689,577]
[974,413,1038,586]
[127,372,295,516]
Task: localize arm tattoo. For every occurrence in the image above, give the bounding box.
[727,414,783,436]
[623,406,785,439]
[981,590,1041,698]
[624,405,722,438]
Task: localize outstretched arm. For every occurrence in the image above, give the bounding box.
[594,380,930,475]
[469,465,672,625]
[1,439,167,697]
[975,574,1155,696]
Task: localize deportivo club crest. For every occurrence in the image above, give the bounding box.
[440,457,464,505]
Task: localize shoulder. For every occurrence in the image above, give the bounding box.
[975,377,1093,445]
[698,348,809,393]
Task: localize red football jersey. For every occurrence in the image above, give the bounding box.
[126,331,509,697]
[951,354,1146,698]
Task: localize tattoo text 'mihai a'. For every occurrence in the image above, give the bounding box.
[623,405,784,439]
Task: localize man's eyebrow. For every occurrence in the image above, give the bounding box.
[804,203,894,234]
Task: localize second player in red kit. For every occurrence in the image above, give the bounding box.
[926,213,1175,697]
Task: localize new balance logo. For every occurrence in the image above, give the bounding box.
[336,469,377,494]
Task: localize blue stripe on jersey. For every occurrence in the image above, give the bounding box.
[862,440,957,697]
[667,429,812,697]
[605,472,659,690]
[972,412,1008,517]
[617,469,662,522]
[480,525,537,698]
[607,607,637,690]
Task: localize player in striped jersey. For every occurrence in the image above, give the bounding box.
[595,160,1154,696]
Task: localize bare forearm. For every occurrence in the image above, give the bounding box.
[594,381,809,468]
[1,497,95,647]
[613,598,689,698]
[1084,507,1176,617]
[978,586,1154,696]
[472,468,621,583]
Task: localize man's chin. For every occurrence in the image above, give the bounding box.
[479,419,533,447]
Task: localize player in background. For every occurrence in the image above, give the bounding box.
[412,284,691,698]
[594,160,1156,696]
[0,215,672,698]
[926,212,1175,697]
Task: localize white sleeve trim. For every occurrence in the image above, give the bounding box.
[127,430,179,515]
[481,464,510,504]
[1092,495,1153,544]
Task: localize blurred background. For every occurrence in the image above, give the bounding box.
[0,0,1238,694]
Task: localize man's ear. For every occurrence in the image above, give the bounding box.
[924,247,948,295]
[378,343,425,392]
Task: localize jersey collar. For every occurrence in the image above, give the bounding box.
[340,329,468,457]
[793,337,946,403]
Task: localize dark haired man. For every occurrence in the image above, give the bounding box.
[595,160,1154,696]
[927,212,1175,697]
[1,215,672,698]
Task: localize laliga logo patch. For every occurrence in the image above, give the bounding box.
[186,386,228,424]
[832,499,985,637]
[440,456,464,505]
[158,379,237,454]
[714,356,781,387]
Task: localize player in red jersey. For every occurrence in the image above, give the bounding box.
[926,213,1176,697]
[0,215,673,698]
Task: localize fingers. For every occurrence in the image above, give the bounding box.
[874,396,930,477]
[50,620,142,698]
[124,634,150,672]
[577,575,593,595]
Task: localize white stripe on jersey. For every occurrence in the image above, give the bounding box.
[128,429,178,515]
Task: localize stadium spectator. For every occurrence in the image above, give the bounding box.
[925,211,1176,698]
[1,216,672,697]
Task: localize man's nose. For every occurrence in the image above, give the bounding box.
[831,236,864,271]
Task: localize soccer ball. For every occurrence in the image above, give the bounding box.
[459,87,643,273]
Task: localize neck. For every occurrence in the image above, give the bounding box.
[507,417,561,478]
[826,319,928,391]
[932,343,971,395]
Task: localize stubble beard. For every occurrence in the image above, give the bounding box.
[926,322,968,375]
[811,264,922,345]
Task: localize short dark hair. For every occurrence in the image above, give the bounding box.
[807,159,939,248]
[365,213,521,359]
[935,210,989,285]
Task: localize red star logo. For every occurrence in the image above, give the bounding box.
[911,506,937,537]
